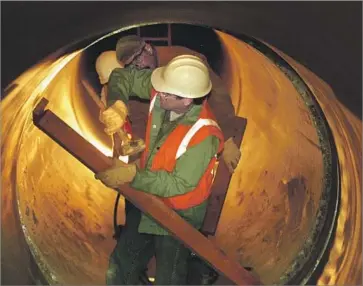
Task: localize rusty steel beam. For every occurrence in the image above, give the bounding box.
[32,98,261,285]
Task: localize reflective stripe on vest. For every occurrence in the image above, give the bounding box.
[175,118,220,196]
[149,95,157,113]
[176,118,220,160]
[140,89,158,169]
[159,120,223,209]
[140,90,224,210]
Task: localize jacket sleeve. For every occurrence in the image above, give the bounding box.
[107,67,153,106]
[208,72,238,140]
[130,136,220,197]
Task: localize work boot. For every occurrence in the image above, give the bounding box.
[187,253,253,285]
[139,268,153,285]
[187,253,218,285]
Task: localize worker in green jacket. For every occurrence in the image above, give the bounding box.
[94,35,245,285]
[112,35,241,173]
[95,55,224,285]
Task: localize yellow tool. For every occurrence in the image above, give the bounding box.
[81,80,145,157]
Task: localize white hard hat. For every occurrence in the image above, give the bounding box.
[151,55,212,99]
[95,51,123,85]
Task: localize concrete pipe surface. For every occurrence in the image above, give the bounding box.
[1,2,361,286]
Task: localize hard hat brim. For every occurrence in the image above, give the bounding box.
[151,67,212,99]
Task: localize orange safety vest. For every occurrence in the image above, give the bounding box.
[140,89,224,210]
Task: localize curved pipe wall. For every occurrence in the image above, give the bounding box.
[1,3,361,285]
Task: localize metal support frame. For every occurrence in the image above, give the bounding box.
[137,24,172,46]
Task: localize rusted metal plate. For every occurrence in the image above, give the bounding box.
[32,98,261,286]
[202,116,247,235]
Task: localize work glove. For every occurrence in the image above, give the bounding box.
[95,158,137,188]
[222,137,242,173]
[99,100,128,135]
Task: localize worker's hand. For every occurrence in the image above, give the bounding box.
[222,137,242,173]
[99,100,128,135]
[95,158,137,188]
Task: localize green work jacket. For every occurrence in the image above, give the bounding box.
[108,67,221,235]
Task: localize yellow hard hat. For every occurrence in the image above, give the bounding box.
[95,51,123,85]
[151,55,212,99]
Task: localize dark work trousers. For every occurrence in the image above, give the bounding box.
[113,199,135,239]
[125,199,136,220]
[106,207,191,285]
